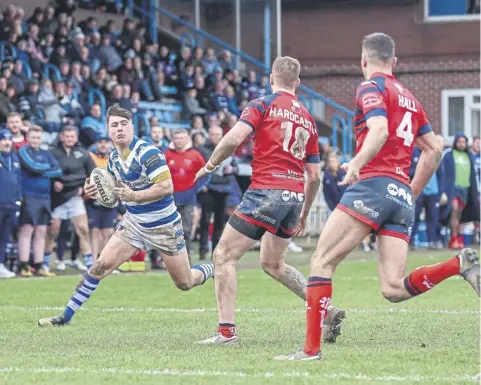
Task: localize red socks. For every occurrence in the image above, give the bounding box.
[303,277,332,355]
[404,256,460,296]
[218,323,236,338]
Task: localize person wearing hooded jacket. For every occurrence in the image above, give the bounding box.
[442,133,480,249]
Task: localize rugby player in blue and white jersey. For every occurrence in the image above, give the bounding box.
[38,104,214,327]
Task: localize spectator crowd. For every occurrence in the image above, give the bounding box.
[0,2,479,279]
[0,1,297,279]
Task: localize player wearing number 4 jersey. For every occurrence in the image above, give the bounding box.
[195,56,345,346]
[276,32,480,361]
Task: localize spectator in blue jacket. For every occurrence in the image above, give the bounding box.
[0,129,21,278]
[408,140,447,249]
[80,104,106,147]
[322,152,347,212]
[210,82,228,114]
[442,133,480,249]
[17,126,62,277]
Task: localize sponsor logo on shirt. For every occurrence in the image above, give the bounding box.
[272,170,304,181]
[361,93,383,109]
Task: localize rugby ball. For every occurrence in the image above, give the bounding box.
[91,168,118,208]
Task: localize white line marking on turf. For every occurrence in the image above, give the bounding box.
[0,366,477,383]
[0,305,479,315]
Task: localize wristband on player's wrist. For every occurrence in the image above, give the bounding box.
[204,160,219,174]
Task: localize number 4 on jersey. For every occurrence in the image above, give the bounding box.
[396,111,414,146]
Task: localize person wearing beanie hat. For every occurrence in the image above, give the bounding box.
[0,128,21,278]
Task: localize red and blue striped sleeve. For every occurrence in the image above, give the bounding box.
[356,82,387,120]
[417,108,432,137]
[239,100,264,130]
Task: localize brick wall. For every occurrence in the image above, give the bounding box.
[199,1,480,134]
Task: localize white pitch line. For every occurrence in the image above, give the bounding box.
[0,305,479,315]
[0,366,477,383]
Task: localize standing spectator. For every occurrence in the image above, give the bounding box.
[59,61,71,82]
[0,77,15,123]
[38,79,68,145]
[18,80,41,121]
[175,46,192,73]
[202,48,220,75]
[243,70,260,100]
[17,126,62,277]
[26,23,48,74]
[409,145,447,249]
[98,34,123,72]
[9,60,28,95]
[322,152,347,212]
[191,47,204,69]
[198,125,238,259]
[443,133,480,249]
[117,58,138,87]
[6,112,27,150]
[225,86,240,116]
[195,75,211,110]
[0,129,21,278]
[40,5,58,35]
[210,81,228,114]
[87,136,116,262]
[182,87,207,121]
[218,50,232,71]
[165,129,206,257]
[470,136,480,244]
[80,104,106,147]
[142,125,169,151]
[45,126,96,271]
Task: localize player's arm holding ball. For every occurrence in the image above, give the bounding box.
[115,147,173,203]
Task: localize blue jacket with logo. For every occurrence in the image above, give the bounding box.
[0,150,22,209]
[441,133,479,223]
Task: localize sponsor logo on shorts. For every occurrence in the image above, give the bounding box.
[281,190,304,204]
[386,183,413,208]
[353,200,379,218]
[252,210,276,225]
[407,226,413,237]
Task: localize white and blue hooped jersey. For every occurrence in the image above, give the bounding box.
[108,136,179,229]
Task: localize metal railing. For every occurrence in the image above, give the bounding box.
[126,0,354,156]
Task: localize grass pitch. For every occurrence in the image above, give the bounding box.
[0,249,479,385]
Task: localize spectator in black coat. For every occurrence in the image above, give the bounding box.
[322,153,347,211]
[18,80,41,120]
[116,58,138,87]
[40,6,58,36]
[195,76,211,110]
[50,45,68,67]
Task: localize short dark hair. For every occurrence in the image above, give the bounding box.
[106,103,132,124]
[62,125,78,134]
[473,136,480,142]
[362,32,395,63]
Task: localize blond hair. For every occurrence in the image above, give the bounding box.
[272,56,301,89]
